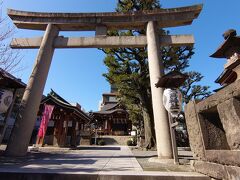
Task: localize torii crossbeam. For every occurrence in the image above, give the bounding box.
[6,4,202,158]
[11,35,194,49]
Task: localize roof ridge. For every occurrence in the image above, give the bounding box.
[49,89,70,104]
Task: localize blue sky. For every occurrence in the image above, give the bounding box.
[1,0,240,111]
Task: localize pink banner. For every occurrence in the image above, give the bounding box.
[37,104,54,138]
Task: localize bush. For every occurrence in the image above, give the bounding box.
[98,139,105,146]
[132,136,137,146]
[127,139,133,146]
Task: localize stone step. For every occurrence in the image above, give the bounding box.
[0,171,210,180]
[99,135,132,145]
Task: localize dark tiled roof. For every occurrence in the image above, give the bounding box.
[41,89,91,121]
[0,68,26,88]
[101,103,118,111]
[93,102,128,115]
[93,108,127,115]
[102,93,117,96]
[49,89,70,104]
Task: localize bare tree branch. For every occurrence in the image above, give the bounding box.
[0,2,23,73]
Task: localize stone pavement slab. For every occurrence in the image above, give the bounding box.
[0,146,142,174]
[0,145,210,180]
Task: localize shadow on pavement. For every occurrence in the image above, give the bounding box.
[71,146,121,151]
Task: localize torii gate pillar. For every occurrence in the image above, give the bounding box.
[147,21,173,159]
[5,24,59,156]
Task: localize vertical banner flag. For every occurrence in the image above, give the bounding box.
[37,104,54,138]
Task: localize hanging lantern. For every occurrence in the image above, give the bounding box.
[163,88,182,117]
[155,71,187,117]
[0,89,13,113]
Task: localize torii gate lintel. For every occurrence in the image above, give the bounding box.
[10,35,194,49]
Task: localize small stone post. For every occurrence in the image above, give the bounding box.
[146,21,173,159]
[5,24,59,156]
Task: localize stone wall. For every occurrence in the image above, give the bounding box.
[192,161,240,180]
[100,135,132,146]
[185,79,240,180]
[200,112,229,150]
[217,98,240,150]
[185,101,205,160]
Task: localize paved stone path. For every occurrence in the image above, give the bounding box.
[0,146,141,173]
[0,146,210,179]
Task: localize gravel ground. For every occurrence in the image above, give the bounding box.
[131,147,196,172]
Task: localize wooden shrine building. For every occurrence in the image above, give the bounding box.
[37,89,91,147]
[93,86,131,136]
[0,68,26,144]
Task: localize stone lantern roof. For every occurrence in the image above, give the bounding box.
[212,29,240,86]
[210,29,240,59]
[155,71,188,88]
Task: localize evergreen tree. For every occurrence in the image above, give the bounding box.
[180,71,211,104]
[102,0,210,149]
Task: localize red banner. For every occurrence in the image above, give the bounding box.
[37,104,54,138]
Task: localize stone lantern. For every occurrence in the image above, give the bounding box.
[155,71,188,164]
[155,71,188,118]
[211,29,240,86]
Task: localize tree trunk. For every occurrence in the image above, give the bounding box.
[142,106,155,149]
[139,87,156,149]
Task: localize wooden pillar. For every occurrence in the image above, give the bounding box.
[70,119,77,147]
[53,117,57,146]
[6,24,59,156]
[60,114,69,147]
[35,134,44,147]
[53,115,62,147]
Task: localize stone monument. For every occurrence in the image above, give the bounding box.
[212,29,240,86]
[185,29,240,180]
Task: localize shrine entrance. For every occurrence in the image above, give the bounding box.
[5,5,202,159]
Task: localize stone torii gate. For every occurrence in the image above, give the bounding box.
[5,5,202,157]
